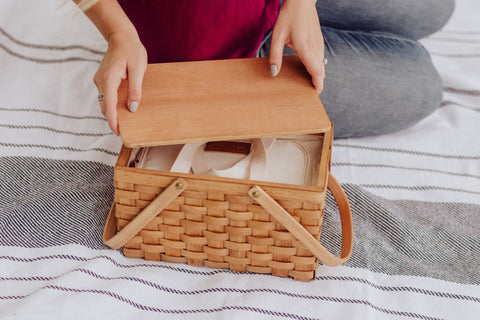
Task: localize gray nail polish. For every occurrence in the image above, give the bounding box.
[129,101,138,112]
[271,65,278,77]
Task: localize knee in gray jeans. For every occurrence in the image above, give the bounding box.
[319,29,443,138]
[316,0,455,40]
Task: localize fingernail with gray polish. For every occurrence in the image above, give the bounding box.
[129,101,138,112]
[271,65,278,77]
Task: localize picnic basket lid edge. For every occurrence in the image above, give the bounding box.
[116,56,331,148]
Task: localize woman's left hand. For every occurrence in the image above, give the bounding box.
[269,0,325,94]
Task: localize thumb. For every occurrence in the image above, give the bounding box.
[269,32,285,77]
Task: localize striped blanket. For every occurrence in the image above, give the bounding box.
[1,1,479,319]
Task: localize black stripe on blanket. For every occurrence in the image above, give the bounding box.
[3,267,478,303]
[2,260,479,308]
[1,156,479,285]
[2,284,443,320]
[5,252,478,305]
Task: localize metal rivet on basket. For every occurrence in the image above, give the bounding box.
[175,182,184,189]
[252,191,260,198]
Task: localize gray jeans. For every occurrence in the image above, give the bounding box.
[258,0,455,138]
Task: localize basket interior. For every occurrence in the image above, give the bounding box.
[124,133,328,188]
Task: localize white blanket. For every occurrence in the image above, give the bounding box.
[1,1,479,319]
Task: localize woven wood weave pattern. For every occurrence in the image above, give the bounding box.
[114,182,325,281]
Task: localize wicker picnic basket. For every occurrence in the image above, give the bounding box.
[103,56,353,281]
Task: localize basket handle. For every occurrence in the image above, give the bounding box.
[248,173,353,266]
[103,178,188,250]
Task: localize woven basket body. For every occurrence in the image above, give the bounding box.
[110,131,331,281]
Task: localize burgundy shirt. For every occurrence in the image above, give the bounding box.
[118,0,280,63]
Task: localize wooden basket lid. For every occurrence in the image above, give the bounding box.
[117,56,331,148]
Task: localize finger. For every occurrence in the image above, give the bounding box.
[126,60,146,113]
[297,49,325,94]
[269,30,286,77]
[311,71,324,95]
[93,69,106,115]
[102,71,123,136]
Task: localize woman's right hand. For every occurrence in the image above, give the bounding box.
[94,30,147,136]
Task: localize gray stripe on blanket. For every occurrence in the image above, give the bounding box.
[333,143,480,160]
[0,25,105,55]
[332,162,480,180]
[441,100,480,112]
[444,87,480,97]
[425,37,480,43]
[323,184,480,285]
[0,123,112,137]
[0,156,113,249]
[0,107,107,121]
[432,52,480,57]
[1,156,479,285]
[0,43,101,64]
[0,142,118,156]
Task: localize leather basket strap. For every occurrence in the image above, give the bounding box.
[103,178,188,250]
[248,173,353,266]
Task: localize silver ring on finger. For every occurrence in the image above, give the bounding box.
[97,93,104,102]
